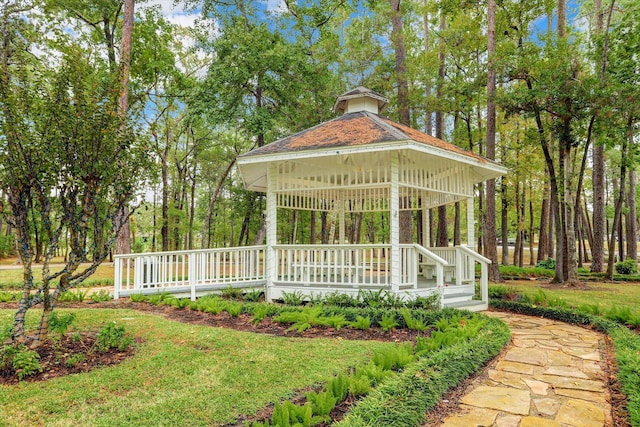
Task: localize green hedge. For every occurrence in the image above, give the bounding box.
[490,300,640,427]
[335,315,511,426]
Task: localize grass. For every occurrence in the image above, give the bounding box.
[0,308,391,426]
[0,260,114,290]
[498,280,640,318]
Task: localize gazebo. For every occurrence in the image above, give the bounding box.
[236,87,506,309]
[113,87,507,311]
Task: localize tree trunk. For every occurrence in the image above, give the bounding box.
[310,211,316,244]
[538,177,550,262]
[114,0,135,255]
[390,0,413,244]
[201,158,237,248]
[423,4,432,136]
[484,0,501,281]
[626,170,637,263]
[454,202,461,246]
[435,11,448,247]
[501,179,510,265]
[606,119,631,278]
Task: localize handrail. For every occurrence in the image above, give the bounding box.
[113,245,267,259]
[457,245,491,264]
[412,244,450,266]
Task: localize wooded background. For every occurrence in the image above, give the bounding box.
[1,0,638,285]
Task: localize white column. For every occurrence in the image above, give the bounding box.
[265,163,278,301]
[421,195,430,248]
[390,152,400,291]
[467,197,475,250]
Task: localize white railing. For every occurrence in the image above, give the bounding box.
[114,246,266,300]
[274,244,391,288]
[114,244,490,305]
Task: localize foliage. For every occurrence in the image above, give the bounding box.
[251,303,271,325]
[336,316,511,425]
[89,290,112,303]
[94,322,133,353]
[243,287,264,302]
[222,286,244,300]
[615,259,638,275]
[535,259,556,270]
[11,346,43,381]
[281,291,305,306]
[378,314,399,332]
[399,308,428,332]
[49,312,76,338]
[224,301,243,317]
[350,315,372,330]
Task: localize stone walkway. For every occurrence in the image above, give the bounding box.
[439,311,612,427]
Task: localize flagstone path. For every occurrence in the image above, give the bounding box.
[438,311,613,427]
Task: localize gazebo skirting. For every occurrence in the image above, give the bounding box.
[113,244,490,311]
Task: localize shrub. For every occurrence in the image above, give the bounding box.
[243,287,264,302]
[130,293,147,303]
[90,290,112,303]
[615,259,638,275]
[12,346,43,380]
[350,315,372,330]
[0,291,17,302]
[281,290,305,306]
[536,258,556,270]
[49,312,76,338]
[378,314,399,332]
[95,322,133,352]
[222,286,243,300]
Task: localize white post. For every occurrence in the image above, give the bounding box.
[466,197,475,250]
[265,163,278,302]
[113,257,121,300]
[390,152,400,292]
[189,253,197,301]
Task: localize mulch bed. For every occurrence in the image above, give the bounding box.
[0,332,138,385]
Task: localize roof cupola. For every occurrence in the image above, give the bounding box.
[333,86,389,115]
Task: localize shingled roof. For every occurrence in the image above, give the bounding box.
[239,110,487,163]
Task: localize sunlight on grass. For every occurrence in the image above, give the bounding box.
[502,280,640,316]
[0,309,392,426]
[0,261,114,289]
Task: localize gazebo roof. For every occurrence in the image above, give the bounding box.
[237,87,507,201]
[239,110,486,163]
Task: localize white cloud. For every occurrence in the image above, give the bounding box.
[145,0,200,27]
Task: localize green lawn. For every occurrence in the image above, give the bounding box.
[0,260,114,290]
[498,280,640,316]
[0,309,392,426]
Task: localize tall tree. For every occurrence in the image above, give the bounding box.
[114,0,135,255]
[484,0,501,280]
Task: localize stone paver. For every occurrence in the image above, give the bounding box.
[438,312,612,427]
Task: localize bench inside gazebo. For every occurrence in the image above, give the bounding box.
[113,87,507,311]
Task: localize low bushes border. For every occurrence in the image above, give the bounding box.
[490,299,640,427]
[335,315,510,426]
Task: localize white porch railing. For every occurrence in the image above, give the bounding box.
[113,244,489,307]
[274,244,391,287]
[113,246,266,300]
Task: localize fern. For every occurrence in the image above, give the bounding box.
[251,303,270,326]
[378,314,398,332]
[400,308,428,332]
[327,373,350,402]
[305,390,338,419]
[350,315,371,330]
